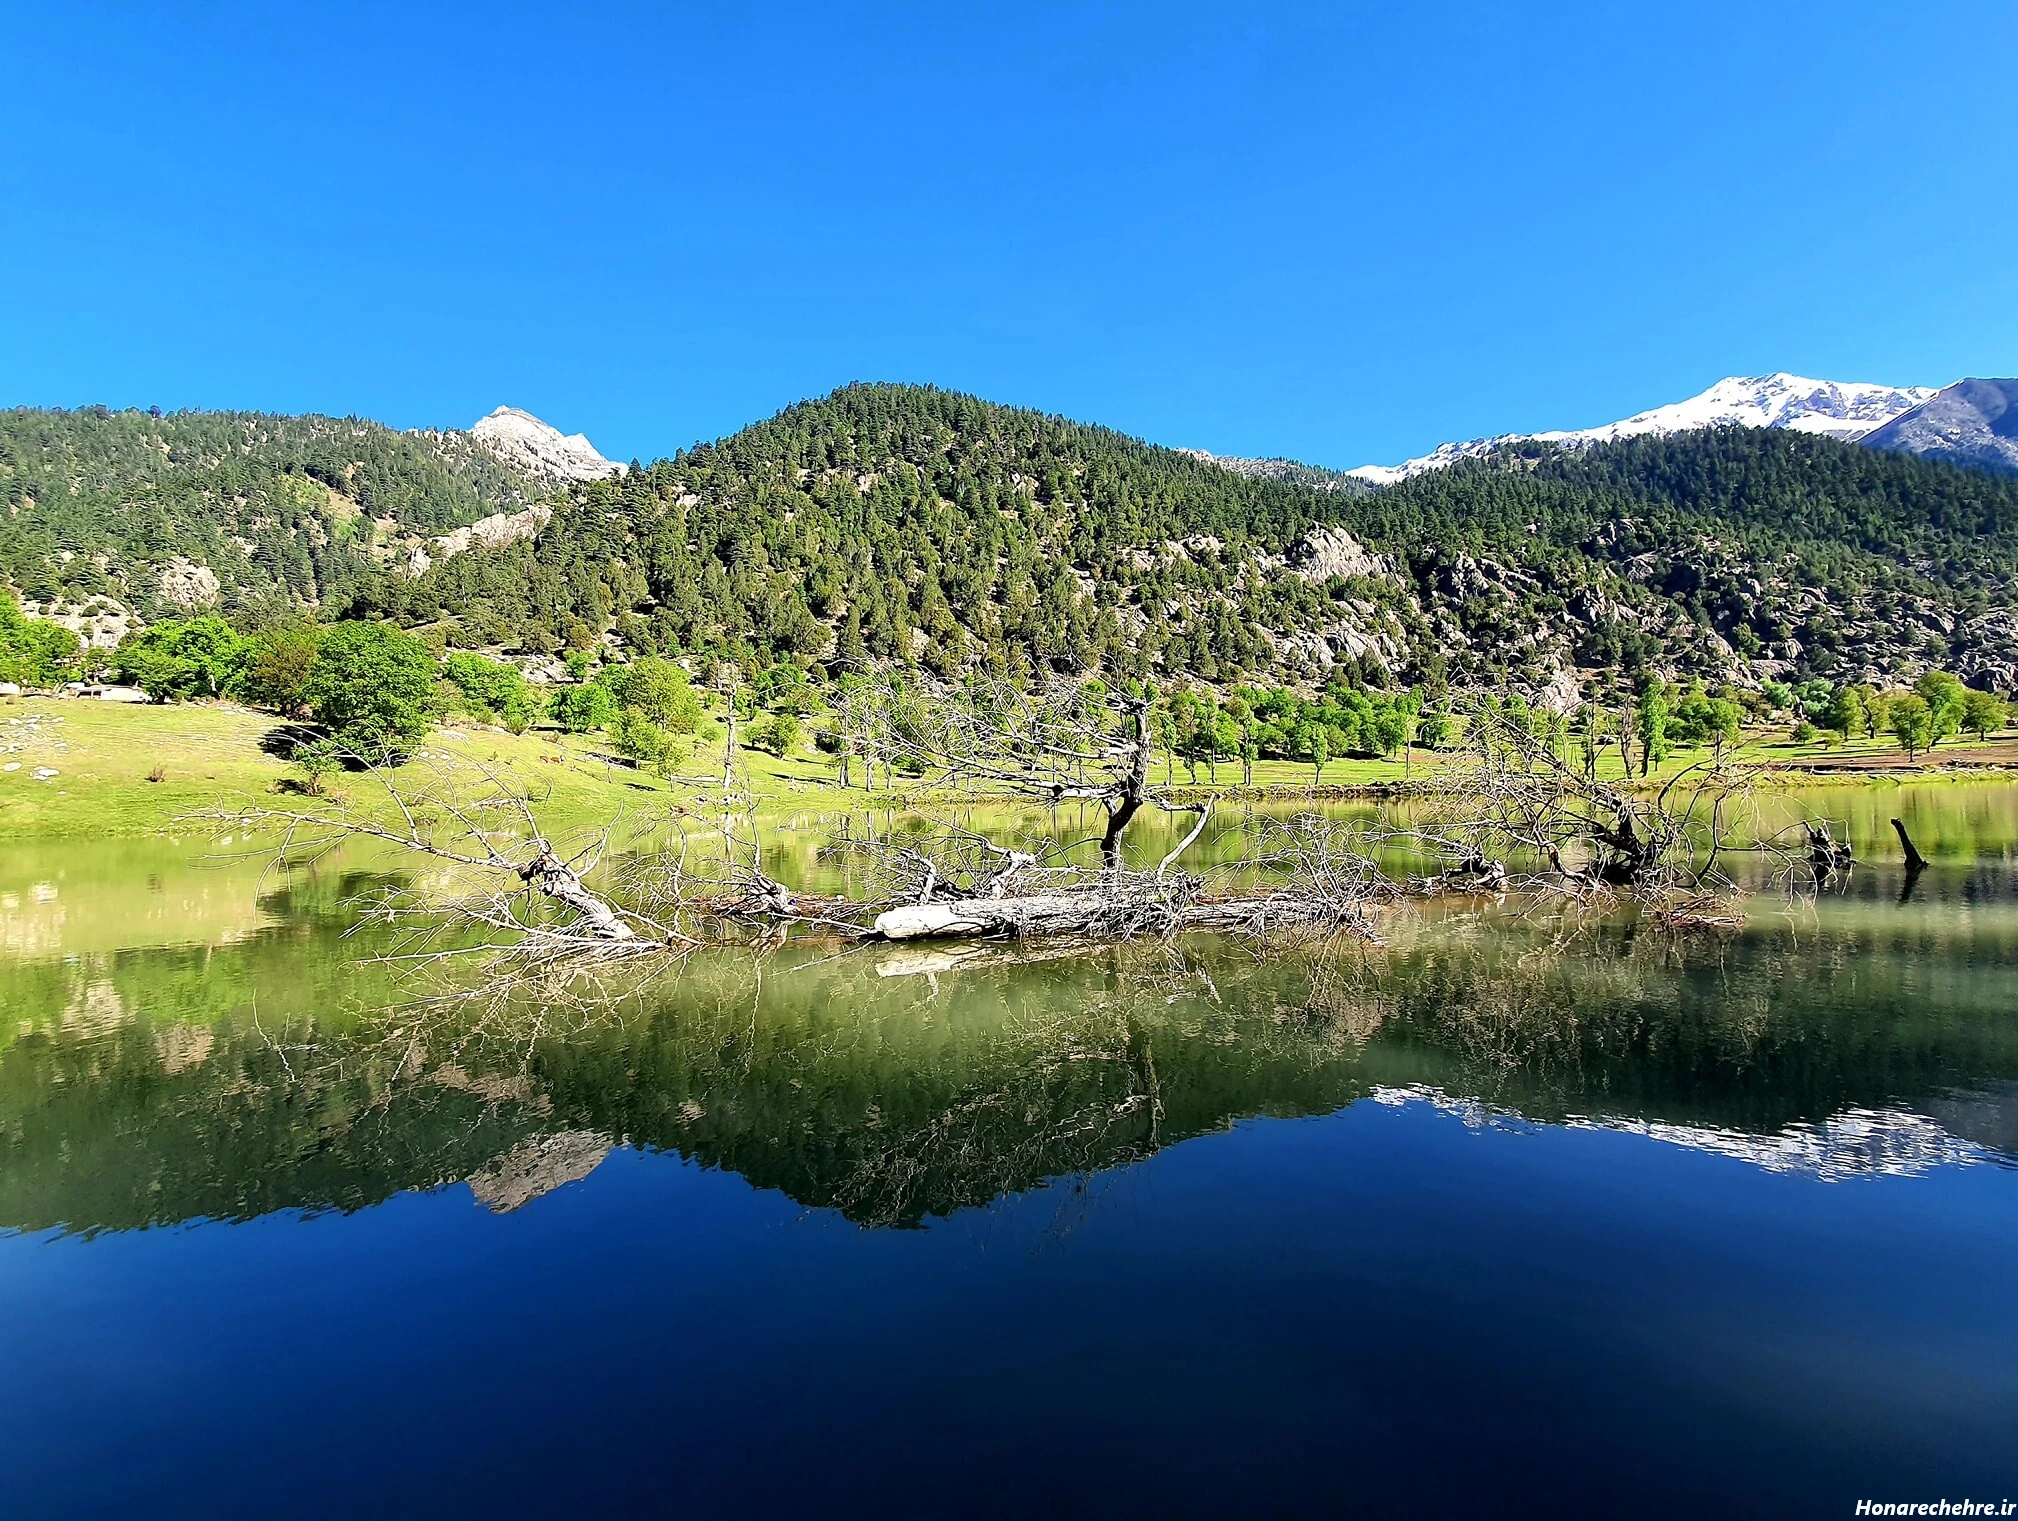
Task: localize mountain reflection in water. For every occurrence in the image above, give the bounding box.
[4,872,2015,1236]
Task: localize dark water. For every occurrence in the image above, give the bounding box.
[3,790,2016,1518]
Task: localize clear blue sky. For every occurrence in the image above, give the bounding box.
[5,2,2014,469]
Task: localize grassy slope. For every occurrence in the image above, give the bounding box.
[0,699,681,839]
[3,696,2014,840]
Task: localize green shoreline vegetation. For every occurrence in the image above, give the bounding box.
[2,649,2011,842]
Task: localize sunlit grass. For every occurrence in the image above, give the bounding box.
[3,695,2012,840]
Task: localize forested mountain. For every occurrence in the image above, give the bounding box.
[8,385,2018,696]
[372,384,2018,694]
[0,405,570,640]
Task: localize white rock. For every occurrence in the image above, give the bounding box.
[159,557,222,610]
[468,407,623,484]
[431,504,553,563]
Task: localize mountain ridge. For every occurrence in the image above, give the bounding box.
[1197,373,1942,489]
[7,384,2018,697]
[1860,379,2018,477]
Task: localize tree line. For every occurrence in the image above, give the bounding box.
[39,603,2013,786]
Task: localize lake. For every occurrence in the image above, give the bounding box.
[3,783,2016,1518]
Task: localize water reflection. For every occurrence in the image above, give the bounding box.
[3,867,2014,1237]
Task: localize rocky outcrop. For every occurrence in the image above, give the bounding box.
[466,1131,613,1213]
[1287,525,1395,583]
[158,557,221,610]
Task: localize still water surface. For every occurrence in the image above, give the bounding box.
[3,785,2016,1518]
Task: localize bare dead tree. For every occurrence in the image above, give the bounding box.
[1417,697,1816,927]
[856,673,1161,870]
[201,683,1843,1005]
[193,745,692,976]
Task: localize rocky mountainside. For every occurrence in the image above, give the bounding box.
[373,384,2018,697]
[1860,379,2018,477]
[8,385,2018,698]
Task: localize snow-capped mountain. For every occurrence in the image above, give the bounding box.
[1339,373,1939,486]
[467,406,623,484]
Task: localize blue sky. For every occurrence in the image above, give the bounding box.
[5,2,2014,468]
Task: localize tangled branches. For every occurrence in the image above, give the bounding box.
[194,747,692,994]
[195,686,1871,1018]
[1415,698,1833,927]
[851,673,1157,868]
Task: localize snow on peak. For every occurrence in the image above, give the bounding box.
[1342,373,1940,485]
[1555,373,1941,444]
[469,406,623,483]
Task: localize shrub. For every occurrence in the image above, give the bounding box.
[746,710,804,757]
[443,652,536,733]
[290,738,343,796]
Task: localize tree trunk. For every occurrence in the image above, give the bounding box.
[1891,818,1928,871]
[871,886,1381,944]
[519,850,635,940]
[872,895,1094,940]
[1099,704,1153,871]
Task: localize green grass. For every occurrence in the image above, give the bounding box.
[4,696,2012,841]
[0,698,698,839]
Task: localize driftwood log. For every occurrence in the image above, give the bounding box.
[870,890,1385,944]
[874,896,1102,941]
